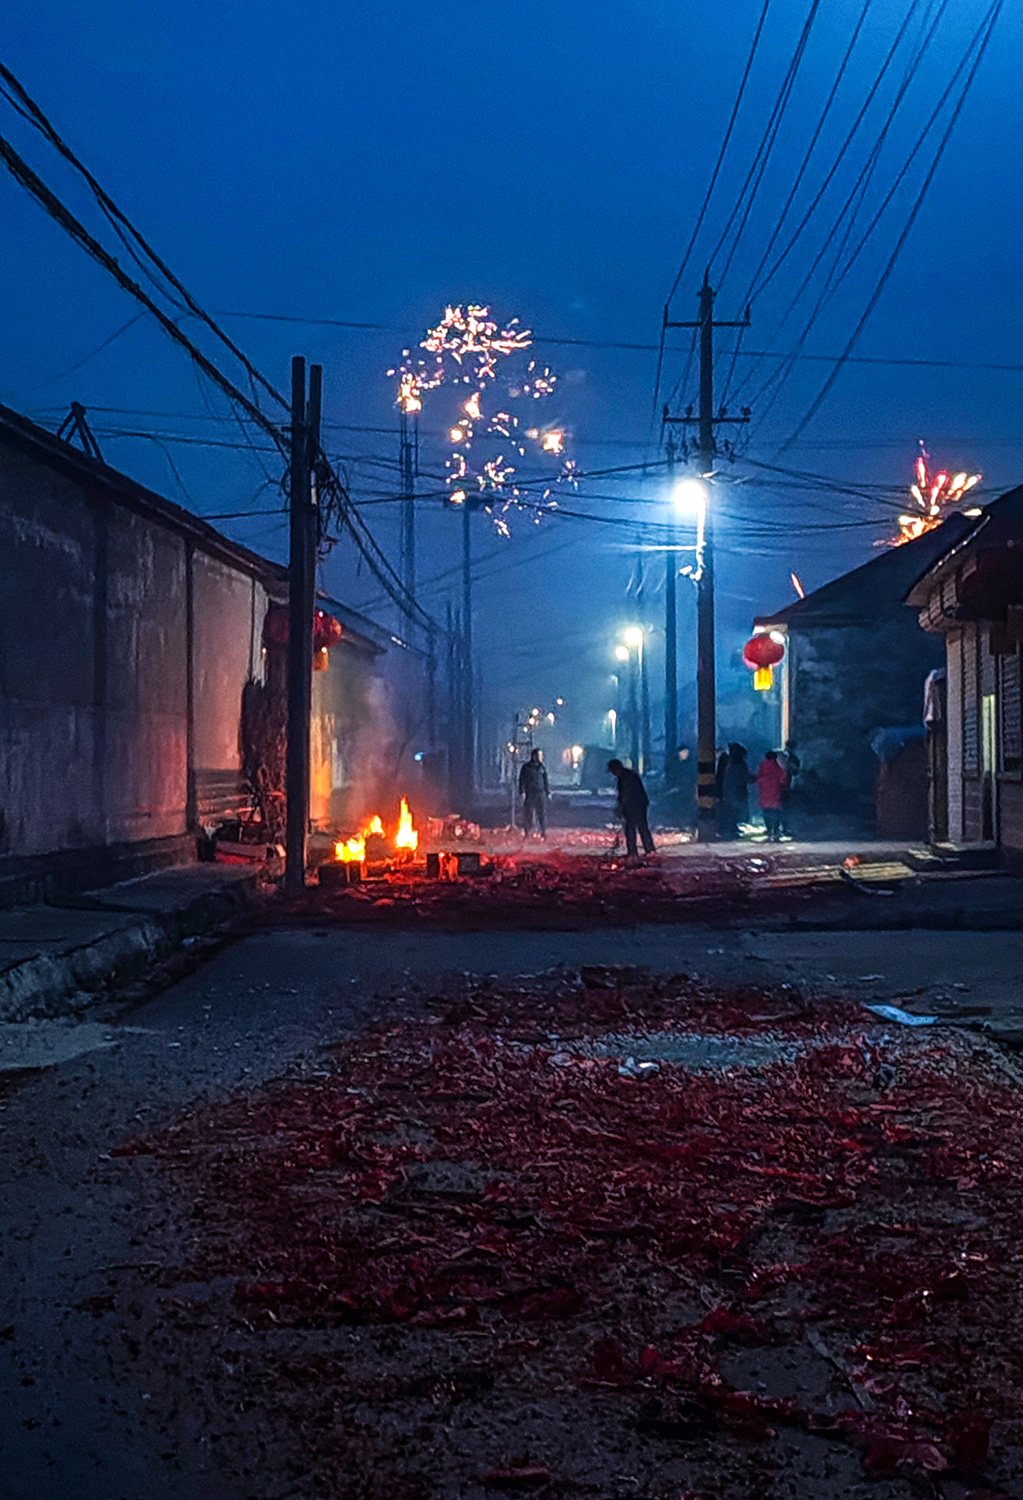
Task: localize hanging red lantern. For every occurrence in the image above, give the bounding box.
[313,611,343,651]
[262,604,290,647]
[742,633,784,669]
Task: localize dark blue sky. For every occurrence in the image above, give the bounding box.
[2,0,1020,750]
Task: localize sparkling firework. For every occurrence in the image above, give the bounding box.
[388,304,571,531]
[892,442,981,545]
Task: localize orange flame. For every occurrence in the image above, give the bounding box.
[394,797,418,852]
[335,814,385,863]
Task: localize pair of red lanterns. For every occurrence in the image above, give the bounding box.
[262,605,343,654]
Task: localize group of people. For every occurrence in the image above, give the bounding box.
[716,740,800,842]
[517,740,801,856]
[518,749,654,857]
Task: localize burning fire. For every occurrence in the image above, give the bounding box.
[335,807,417,863]
[892,443,981,545]
[395,797,419,853]
[335,814,386,864]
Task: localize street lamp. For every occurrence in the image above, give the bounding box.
[672,476,708,517]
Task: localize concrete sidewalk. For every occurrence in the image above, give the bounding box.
[0,864,256,1023]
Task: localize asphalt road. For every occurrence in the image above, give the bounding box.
[4,921,1023,1497]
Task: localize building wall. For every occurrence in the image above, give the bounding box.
[0,431,281,899]
[790,616,943,823]
[0,444,189,860]
[190,551,273,823]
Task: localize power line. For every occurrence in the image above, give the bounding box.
[0,60,287,415]
[711,0,823,286]
[0,83,441,639]
[738,0,873,308]
[663,0,774,308]
[780,0,1003,448]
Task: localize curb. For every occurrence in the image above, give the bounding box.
[0,877,255,1023]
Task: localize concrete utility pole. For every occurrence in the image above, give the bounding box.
[663,277,750,839]
[664,438,678,787]
[284,357,321,890]
[461,501,474,801]
[399,408,417,639]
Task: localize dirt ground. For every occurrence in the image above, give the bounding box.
[5,911,1023,1500]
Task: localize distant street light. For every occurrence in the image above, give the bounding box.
[614,644,630,663]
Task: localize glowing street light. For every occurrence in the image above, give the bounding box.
[672,476,708,515]
[623,626,644,649]
[614,644,630,663]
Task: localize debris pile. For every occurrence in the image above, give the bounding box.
[267,854,798,930]
[113,970,1023,1494]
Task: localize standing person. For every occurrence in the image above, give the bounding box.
[607,759,655,857]
[717,743,752,840]
[518,748,549,837]
[756,750,790,842]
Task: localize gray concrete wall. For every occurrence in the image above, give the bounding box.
[0,429,281,897]
[0,444,189,859]
[191,551,271,793]
[790,615,943,823]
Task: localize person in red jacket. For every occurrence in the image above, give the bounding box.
[756,750,790,842]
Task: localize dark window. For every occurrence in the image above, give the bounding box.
[1000,649,1022,774]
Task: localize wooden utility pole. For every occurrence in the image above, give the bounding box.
[663,277,750,838]
[284,357,321,890]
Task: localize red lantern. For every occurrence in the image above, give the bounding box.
[262,604,290,647]
[742,634,784,669]
[313,611,343,651]
[263,607,343,653]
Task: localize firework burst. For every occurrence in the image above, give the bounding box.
[388,304,571,530]
[891,442,981,545]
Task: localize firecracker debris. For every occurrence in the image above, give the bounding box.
[106,967,1023,1498]
[260,854,851,932]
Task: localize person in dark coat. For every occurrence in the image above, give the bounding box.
[607,759,655,857]
[518,748,549,836]
[716,742,752,839]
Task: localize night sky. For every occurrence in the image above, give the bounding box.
[2,0,1020,755]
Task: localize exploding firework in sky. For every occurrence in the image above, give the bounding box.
[892,441,981,545]
[388,305,571,534]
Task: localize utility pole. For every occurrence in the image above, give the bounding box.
[284,357,321,890]
[660,276,750,840]
[399,407,417,639]
[663,276,750,839]
[664,438,678,787]
[461,501,474,803]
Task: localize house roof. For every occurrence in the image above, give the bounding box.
[905,484,1023,605]
[753,512,975,630]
